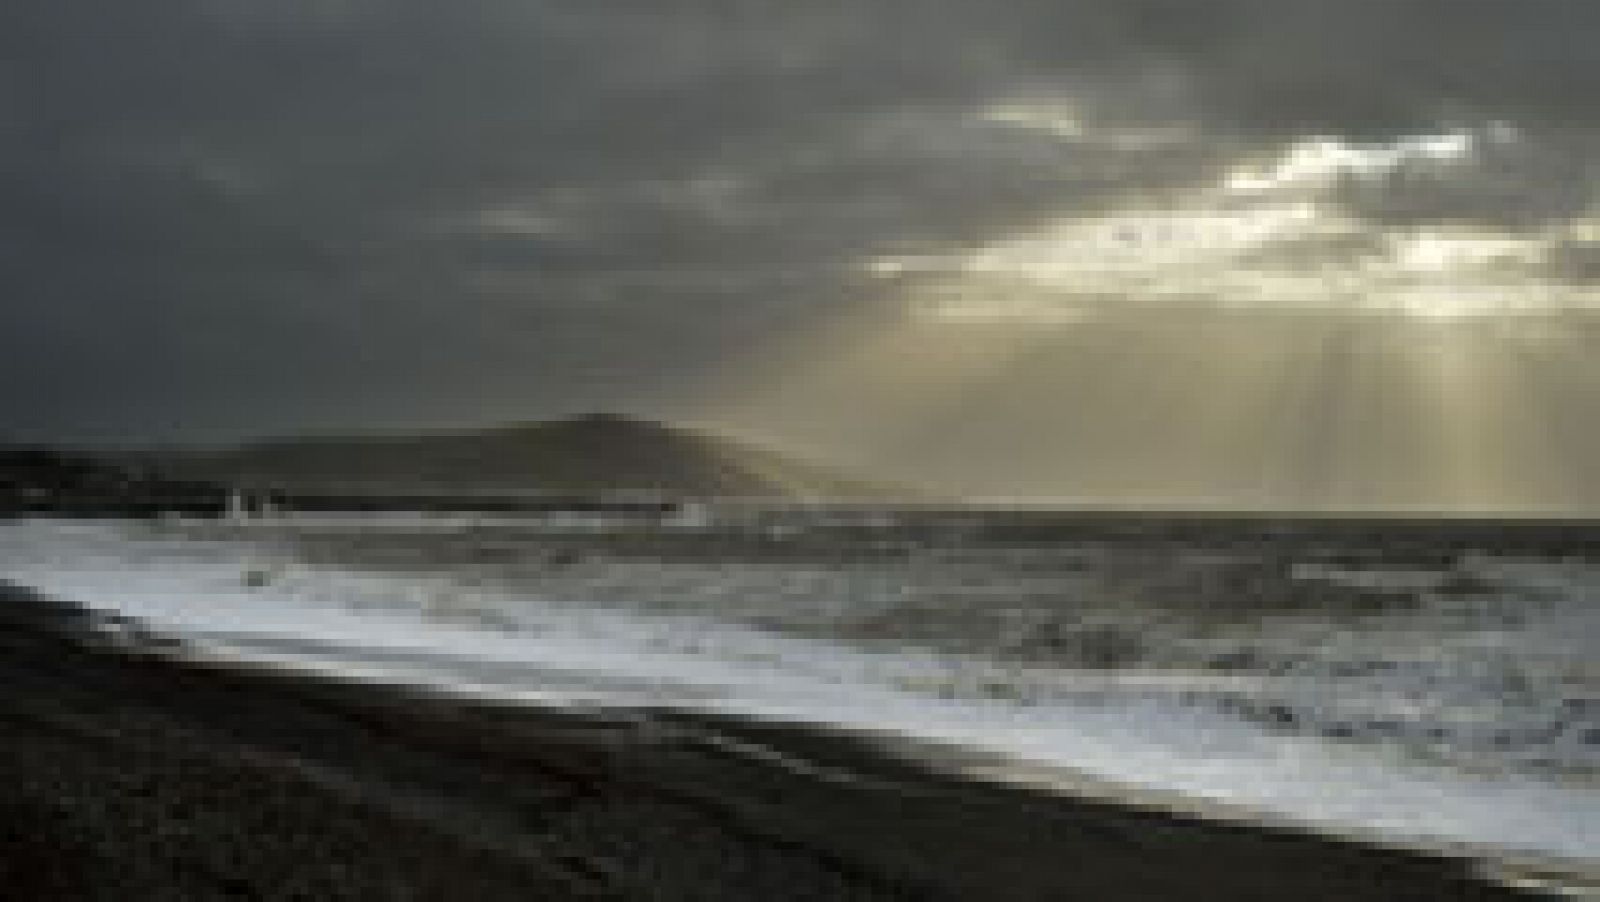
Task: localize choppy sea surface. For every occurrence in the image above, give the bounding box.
[1,514,1596,890]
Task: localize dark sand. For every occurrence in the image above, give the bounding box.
[0,584,1557,900]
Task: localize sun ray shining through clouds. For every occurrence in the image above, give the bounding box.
[6,0,1600,511]
[704,102,1600,509]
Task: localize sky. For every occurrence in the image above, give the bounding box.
[5,1,1600,508]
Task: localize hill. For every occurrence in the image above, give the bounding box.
[163,414,901,500]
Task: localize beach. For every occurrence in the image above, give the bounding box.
[0,579,1557,900]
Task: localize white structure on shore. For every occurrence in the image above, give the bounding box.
[226,488,277,521]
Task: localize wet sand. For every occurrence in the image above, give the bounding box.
[0,584,1557,900]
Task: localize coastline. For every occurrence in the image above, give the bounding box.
[0,582,1565,900]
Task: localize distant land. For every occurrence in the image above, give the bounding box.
[154,413,909,500]
[0,442,227,516]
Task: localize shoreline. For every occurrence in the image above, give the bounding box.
[0,582,1570,899]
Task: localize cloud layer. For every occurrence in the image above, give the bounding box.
[4,1,1599,466]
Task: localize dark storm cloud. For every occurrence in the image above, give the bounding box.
[4,0,1599,441]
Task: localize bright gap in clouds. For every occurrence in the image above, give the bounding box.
[869,123,1600,322]
[1223,131,1478,196]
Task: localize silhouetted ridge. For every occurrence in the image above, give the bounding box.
[169,415,899,499]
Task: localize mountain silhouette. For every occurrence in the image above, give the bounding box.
[170,414,902,499]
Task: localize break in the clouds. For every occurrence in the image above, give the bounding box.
[3,2,1600,463]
